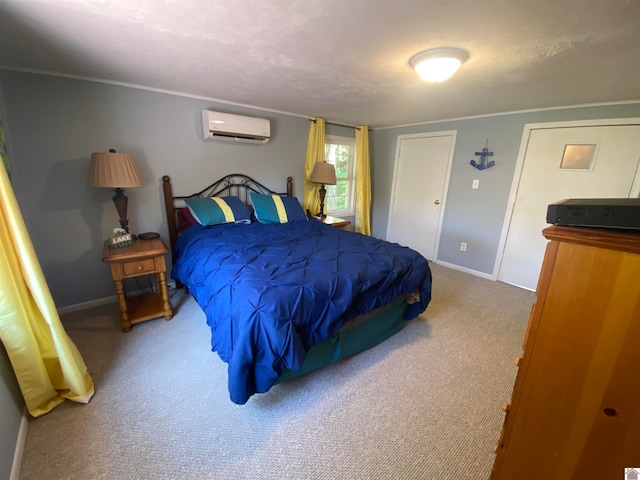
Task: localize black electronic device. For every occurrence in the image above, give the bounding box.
[546,198,640,230]
[138,232,161,240]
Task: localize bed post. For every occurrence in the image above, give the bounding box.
[162,175,178,256]
[287,176,293,197]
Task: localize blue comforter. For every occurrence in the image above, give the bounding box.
[172,219,432,404]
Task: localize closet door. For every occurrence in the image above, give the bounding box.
[498,124,640,291]
[387,132,455,261]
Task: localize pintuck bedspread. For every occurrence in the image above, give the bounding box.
[172,218,432,404]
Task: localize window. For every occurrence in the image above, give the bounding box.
[559,143,598,170]
[324,135,355,216]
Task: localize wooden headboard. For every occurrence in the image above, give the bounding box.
[162,173,293,257]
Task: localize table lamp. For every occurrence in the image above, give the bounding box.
[309,161,336,217]
[87,149,143,237]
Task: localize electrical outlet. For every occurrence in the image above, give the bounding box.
[460,242,467,252]
[472,179,479,189]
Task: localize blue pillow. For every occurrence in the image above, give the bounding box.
[250,193,307,224]
[184,196,252,226]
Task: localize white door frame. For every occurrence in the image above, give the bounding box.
[387,130,456,262]
[493,117,640,280]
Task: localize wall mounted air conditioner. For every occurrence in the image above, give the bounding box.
[201,110,270,144]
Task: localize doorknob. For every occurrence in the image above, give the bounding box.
[434,200,441,205]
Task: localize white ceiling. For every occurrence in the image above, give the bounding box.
[1,0,639,128]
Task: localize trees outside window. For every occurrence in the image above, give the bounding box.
[324,135,355,216]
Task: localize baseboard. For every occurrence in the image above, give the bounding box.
[56,295,118,315]
[56,280,177,315]
[433,260,494,280]
[10,408,28,480]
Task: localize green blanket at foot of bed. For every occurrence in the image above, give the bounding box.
[276,298,408,384]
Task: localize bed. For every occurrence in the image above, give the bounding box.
[162,173,432,404]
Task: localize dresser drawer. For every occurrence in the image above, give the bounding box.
[122,258,156,277]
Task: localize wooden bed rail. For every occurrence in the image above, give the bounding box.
[162,175,179,257]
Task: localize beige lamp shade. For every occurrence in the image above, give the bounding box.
[87,151,143,188]
[309,161,337,185]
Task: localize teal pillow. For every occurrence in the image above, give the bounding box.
[250,192,307,224]
[184,196,252,226]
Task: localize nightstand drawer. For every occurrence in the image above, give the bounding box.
[122,258,156,276]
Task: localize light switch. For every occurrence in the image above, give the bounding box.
[472,179,479,189]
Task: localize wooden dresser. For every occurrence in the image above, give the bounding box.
[491,226,640,480]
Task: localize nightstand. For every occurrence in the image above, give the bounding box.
[102,237,173,332]
[316,215,351,230]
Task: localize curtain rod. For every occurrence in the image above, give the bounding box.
[310,119,364,130]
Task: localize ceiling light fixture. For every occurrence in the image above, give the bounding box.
[410,47,469,83]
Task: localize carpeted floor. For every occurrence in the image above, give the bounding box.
[18,263,535,480]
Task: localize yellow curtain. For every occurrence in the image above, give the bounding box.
[303,117,326,213]
[0,121,8,176]
[0,144,94,417]
[355,125,371,235]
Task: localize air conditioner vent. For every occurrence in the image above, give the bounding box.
[202,110,270,144]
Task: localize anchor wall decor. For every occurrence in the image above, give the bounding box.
[470,138,495,170]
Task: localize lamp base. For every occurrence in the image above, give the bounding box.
[112,188,131,233]
[318,184,327,217]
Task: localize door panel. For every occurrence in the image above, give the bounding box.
[498,125,640,290]
[387,134,453,261]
